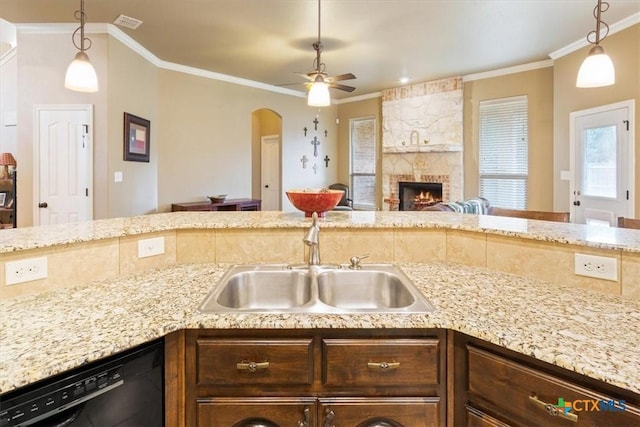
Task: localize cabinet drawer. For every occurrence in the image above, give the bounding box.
[197,397,316,426]
[468,345,640,426]
[323,338,440,386]
[319,397,440,427]
[196,339,313,386]
[465,405,510,427]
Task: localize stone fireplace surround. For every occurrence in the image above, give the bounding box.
[381,76,463,211]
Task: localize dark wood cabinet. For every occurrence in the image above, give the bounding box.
[171,198,261,212]
[182,329,446,427]
[452,332,640,427]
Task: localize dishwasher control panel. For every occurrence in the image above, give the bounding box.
[0,365,123,427]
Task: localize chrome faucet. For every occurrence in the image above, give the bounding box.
[303,212,321,266]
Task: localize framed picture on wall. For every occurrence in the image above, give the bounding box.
[124,112,151,162]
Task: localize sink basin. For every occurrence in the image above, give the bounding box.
[215,270,312,309]
[198,264,435,314]
[200,266,312,311]
[317,270,415,309]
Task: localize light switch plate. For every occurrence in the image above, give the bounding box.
[6,257,48,285]
[138,236,165,258]
[574,253,618,281]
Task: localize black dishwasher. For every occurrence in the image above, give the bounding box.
[0,338,164,427]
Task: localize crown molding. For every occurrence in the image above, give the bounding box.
[549,12,640,60]
[14,23,306,98]
[462,59,554,82]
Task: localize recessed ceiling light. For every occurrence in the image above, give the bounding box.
[399,77,409,84]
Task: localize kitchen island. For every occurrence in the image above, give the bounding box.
[1,211,639,416]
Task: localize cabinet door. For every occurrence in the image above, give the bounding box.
[197,397,315,426]
[319,397,440,427]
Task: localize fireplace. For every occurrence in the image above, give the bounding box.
[399,181,443,211]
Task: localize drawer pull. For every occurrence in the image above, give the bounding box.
[529,395,578,423]
[237,360,270,372]
[367,361,400,371]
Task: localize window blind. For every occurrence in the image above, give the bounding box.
[479,96,528,209]
[350,117,377,209]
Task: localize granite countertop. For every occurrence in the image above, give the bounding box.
[1,261,639,395]
[2,211,640,254]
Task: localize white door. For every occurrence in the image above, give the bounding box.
[570,100,634,225]
[36,105,93,225]
[260,135,281,210]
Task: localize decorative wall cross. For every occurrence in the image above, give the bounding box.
[324,129,328,137]
[323,155,330,167]
[313,117,319,130]
[310,136,320,157]
[312,163,318,175]
[303,127,308,136]
[300,155,309,169]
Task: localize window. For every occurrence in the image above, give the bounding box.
[350,117,376,209]
[479,96,528,209]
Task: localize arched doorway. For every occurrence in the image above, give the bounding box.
[251,109,282,210]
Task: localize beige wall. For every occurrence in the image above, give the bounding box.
[553,24,640,215]
[6,31,342,221]
[336,97,382,207]
[463,66,555,210]
[156,69,339,213]
[107,38,158,217]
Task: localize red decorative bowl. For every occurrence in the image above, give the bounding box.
[286,189,344,217]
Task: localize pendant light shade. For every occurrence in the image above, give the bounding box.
[576,0,615,88]
[308,81,331,107]
[65,0,98,92]
[65,51,99,92]
[576,45,615,88]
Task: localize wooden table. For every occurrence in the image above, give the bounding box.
[171,198,261,212]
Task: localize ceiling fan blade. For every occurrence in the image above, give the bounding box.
[326,73,356,82]
[295,72,316,81]
[329,83,356,92]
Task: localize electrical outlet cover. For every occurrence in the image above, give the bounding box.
[574,253,618,282]
[138,236,165,258]
[5,257,48,285]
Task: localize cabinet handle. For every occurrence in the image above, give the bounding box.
[297,407,310,427]
[323,408,335,427]
[529,395,578,423]
[236,360,270,372]
[367,361,400,371]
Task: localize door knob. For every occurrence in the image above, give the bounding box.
[573,200,581,206]
[265,185,269,188]
[38,202,48,208]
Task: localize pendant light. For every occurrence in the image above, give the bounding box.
[65,0,98,92]
[576,0,615,88]
[307,0,331,106]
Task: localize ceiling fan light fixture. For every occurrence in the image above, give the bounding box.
[576,0,615,88]
[308,81,331,106]
[65,0,98,93]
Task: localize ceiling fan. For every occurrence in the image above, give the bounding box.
[300,0,356,106]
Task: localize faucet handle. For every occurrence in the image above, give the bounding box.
[348,254,370,269]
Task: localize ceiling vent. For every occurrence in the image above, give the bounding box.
[113,14,143,30]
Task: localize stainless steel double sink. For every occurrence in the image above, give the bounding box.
[199,264,435,314]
